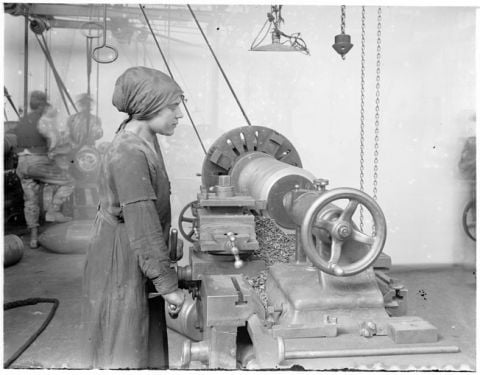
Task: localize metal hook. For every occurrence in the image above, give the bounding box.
[92,5,118,64]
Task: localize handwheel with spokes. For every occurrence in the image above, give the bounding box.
[178,201,199,243]
[300,188,387,277]
[462,199,476,242]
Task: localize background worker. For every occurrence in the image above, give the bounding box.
[66,93,103,154]
[81,67,185,369]
[14,91,75,248]
[4,123,18,170]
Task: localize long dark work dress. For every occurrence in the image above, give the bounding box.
[81,129,178,369]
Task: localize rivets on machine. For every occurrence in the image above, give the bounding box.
[313,178,329,192]
[360,321,377,337]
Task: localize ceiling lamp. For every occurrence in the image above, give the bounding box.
[250,5,309,55]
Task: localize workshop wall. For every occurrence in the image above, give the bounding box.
[3,5,476,266]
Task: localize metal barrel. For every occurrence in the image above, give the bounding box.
[230,152,315,229]
[4,234,24,267]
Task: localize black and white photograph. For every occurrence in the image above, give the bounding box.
[2,1,477,371]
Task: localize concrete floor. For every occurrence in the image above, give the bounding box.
[3,227,476,371]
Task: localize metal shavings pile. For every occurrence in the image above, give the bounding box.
[246,269,269,308]
[244,217,296,308]
[253,217,296,266]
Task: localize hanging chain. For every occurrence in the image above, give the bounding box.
[372,7,382,202]
[359,6,366,231]
[341,5,346,34]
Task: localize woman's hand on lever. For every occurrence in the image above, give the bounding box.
[163,289,185,315]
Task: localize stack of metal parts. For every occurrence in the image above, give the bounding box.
[245,217,296,308]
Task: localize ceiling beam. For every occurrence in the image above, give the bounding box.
[50,17,199,33]
[48,19,202,47]
[8,3,212,23]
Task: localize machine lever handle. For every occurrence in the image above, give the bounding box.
[231,246,244,269]
[226,232,244,269]
[148,293,180,318]
[168,303,180,319]
[169,229,182,262]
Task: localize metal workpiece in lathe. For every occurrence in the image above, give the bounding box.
[170,126,459,370]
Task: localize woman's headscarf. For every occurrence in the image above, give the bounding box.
[112,66,183,129]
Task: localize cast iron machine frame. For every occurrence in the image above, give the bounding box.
[169,126,459,369]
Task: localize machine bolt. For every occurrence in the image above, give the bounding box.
[337,224,352,238]
[360,328,370,337]
[313,178,329,192]
[207,186,216,199]
[360,321,377,337]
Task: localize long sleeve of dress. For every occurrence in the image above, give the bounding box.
[111,142,178,295]
[123,201,178,295]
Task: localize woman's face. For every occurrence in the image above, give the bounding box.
[147,98,183,136]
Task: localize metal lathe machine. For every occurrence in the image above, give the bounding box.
[167,125,459,369]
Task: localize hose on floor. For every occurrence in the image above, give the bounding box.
[4,298,60,368]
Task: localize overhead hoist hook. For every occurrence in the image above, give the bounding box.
[332,5,353,60]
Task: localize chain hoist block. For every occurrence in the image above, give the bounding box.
[332,33,353,59]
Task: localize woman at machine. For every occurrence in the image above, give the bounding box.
[81,67,185,369]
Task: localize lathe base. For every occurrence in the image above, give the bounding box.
[244,313,459,369]
[266,263,439,341]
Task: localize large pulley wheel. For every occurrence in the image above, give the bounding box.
[301,188,387,277]
[201,126,303,189]
[178,201,199,243]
